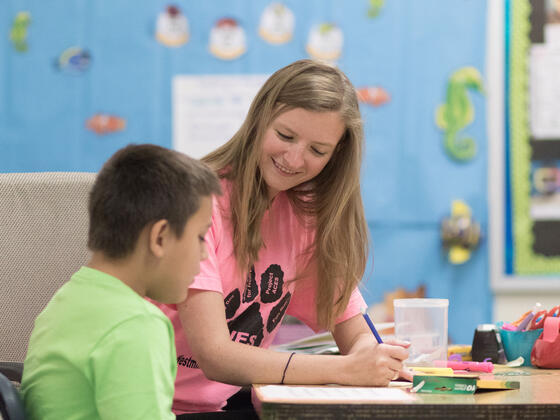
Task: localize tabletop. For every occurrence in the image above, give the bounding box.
[255,367,560,419]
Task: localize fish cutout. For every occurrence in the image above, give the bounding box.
[357,86,390,107]
[368,0,385,18]
[440,200,481,264]
[10,11,31,52]
[86,114,126,135]
[435,67,484,162]
[56,47,91,73]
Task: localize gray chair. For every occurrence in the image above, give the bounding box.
[0,172,95,384]
[0,371,25,420]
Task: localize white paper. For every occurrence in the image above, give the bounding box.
[172,74,269,158]
[530,194,560,220]
[257,385,416,402]
[529,45,560,139]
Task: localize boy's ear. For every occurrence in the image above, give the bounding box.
[149,219,170,258]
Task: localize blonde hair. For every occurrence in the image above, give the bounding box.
[203,59,368,330]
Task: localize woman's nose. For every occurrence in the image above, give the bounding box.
[284,144,305,169]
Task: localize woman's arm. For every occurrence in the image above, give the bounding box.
[179,290,410,386]
[333,314,413,382]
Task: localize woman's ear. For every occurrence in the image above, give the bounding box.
[149,219,170,258]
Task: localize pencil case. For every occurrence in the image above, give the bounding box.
[531,316,560,368]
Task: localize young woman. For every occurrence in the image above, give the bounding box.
[157,59,411,416]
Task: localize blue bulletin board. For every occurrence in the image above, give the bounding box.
[0,0,489,344]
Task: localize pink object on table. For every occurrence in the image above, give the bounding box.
[434,360,494,373]
[501,322,517,331]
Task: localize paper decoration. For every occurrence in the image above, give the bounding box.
[357,86,390,107]
[173,74,268,158]
[259,3,294,44]
[367,0,385,19]
[209,18,246,60]
[55,47,91,74]
[155,5,189,47]
[86,114,126,135]
[530,163,560,220]
[435,66,484,162]
[306,23,343,61]
[529,45,560,138]
[440,200,481,265]
[10,11,31,52]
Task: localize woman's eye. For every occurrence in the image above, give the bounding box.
[276,130,293,141]
[311,147,327,156]
[198,235,206,243]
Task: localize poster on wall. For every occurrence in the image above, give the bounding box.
[172,75,268,158]
[509,0,560,273]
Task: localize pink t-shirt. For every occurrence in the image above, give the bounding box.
[157,179,366,414]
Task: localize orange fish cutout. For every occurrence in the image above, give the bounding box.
[86,114,126,135]
[357,86,390,107]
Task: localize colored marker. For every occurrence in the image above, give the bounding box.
[434,360,494,373]
[410,367,454,375]
[362,309,383,344]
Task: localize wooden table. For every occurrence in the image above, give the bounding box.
[255,367,560,419]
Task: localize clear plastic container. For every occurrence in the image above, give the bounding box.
[394,298,449,366]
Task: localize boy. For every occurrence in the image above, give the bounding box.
[21,144,221,419]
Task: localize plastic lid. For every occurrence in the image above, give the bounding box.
[393,298,449,307]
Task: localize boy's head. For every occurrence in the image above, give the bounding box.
[88,143,221,302]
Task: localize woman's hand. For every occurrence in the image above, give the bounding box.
[341,334,410,386]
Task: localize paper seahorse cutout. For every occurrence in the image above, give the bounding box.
[368,0,385,18]
[10,11,31,52]
[435,67,484,162]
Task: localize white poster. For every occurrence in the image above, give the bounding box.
[172,74,268,158]
[529,45,560,139]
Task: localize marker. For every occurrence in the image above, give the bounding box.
[434,360,494,373]
[410,367,454,375]
[362,309,383,343]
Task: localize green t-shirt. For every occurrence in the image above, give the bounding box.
[21,266,177,420]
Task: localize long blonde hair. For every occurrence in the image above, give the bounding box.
[203,59,368,330]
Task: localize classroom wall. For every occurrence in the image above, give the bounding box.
[1,0,489,344]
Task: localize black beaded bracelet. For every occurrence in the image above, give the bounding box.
[281,352,296,384]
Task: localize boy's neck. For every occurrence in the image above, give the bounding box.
[87,252,148,297]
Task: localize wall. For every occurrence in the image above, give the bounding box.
[1,0,489,344]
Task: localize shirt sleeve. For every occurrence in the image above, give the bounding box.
[90,314,176,420]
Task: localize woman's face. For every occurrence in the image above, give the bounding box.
[259,107,345,198]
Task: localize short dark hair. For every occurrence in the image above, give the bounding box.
[88,144,221,259]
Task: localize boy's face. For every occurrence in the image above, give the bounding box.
[156,195,213,303]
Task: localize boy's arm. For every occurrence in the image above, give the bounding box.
[179,289,409,386]
[91,315,176,420]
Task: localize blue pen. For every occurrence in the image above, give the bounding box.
[362,309,383,343]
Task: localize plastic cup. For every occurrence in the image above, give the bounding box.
[497,321,543,366]
[394,298,449,366]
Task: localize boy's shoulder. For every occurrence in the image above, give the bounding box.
[44,267,170,328]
